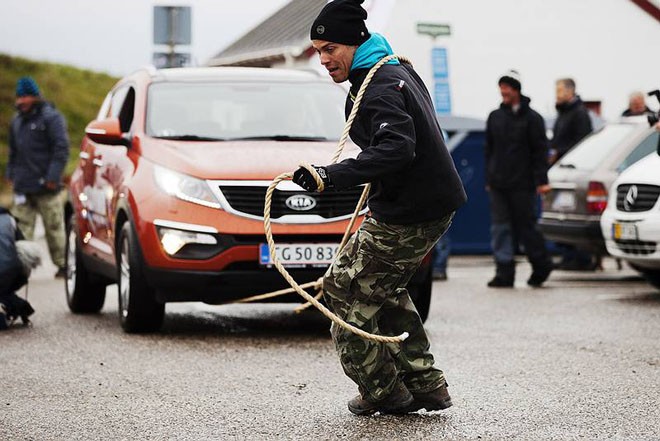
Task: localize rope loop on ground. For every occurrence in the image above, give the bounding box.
[261,55,411,344]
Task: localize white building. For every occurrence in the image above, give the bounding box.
[208,0,660,121]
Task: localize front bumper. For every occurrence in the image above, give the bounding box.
[145,265,327,303]
[600,208,660,270]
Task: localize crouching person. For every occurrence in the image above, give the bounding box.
[0,207,38,329]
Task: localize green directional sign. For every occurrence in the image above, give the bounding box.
[416,23,451,38]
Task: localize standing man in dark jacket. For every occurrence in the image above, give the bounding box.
[549,78,592,164]
[485,70,553,288]
[6,77,69,278]
[550,78,595,270]
[293,0,466,416]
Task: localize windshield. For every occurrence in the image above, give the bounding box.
[146,80,346,141]
[556,124,637,171]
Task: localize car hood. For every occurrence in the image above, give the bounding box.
[613,152,660,187]
[139,138,359,180]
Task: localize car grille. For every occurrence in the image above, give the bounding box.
[218,185,366,220]
[614,239,657,256]
[616,184,660,212]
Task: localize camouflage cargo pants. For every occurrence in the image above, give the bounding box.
[12,191,66,268]
[323,213,454,402]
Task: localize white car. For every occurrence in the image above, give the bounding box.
[601,142,660,289]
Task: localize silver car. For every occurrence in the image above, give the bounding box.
[539,118,658,254]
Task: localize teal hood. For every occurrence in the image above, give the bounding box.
[350,33,399,71]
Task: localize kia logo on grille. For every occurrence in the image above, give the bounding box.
[285,194,317,211]
[624,185,638,211]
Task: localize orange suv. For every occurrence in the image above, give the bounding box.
[65,67,434,332]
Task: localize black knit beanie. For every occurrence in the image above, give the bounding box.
[310,0,370,45]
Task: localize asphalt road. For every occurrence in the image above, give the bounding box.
[2,242,660,440]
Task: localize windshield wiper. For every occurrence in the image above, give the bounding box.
[154,135,226,141]
[558,163,576,169]
[228,135,329,142]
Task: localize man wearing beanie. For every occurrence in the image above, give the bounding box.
[484,70,553,288]
[293,0,466,415]
[6,76,69,278]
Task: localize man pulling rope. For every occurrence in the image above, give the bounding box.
[292,0,467,416]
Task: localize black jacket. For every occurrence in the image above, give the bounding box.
[7,101,69,194]
[0,208,27,297]
[485,96,548,191]
[551,97,592,160]
[622,106,652,117]
[325,63,466,225]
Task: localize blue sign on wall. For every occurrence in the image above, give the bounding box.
[432,47,451,115]
[434,81,451,115]
[432,47,449,79]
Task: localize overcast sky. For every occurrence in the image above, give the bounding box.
[1,0,658,120]
[0,0,289,75]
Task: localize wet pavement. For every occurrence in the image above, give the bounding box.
[2,246,660,440]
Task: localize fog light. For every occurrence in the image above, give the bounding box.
[157,227,217,256]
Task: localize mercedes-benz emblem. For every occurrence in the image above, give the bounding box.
[285,194,317,211]
[624,185,638,211]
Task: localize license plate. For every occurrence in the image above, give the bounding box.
[551,191,576,211]
[612,223,637,241]
[259,243,339,267]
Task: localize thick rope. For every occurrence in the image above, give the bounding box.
[261,55,411,344]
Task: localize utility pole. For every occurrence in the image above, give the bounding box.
[153,6,192,68]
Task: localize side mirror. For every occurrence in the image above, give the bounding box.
[85,118,130,146]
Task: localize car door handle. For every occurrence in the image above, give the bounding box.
[79,151,90,160]
[92,158,104,167]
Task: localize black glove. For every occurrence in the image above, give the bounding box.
[292,165,331,192]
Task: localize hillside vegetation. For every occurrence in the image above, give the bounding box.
[0,54,118,192]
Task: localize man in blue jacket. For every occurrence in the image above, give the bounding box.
[293,0,466,415]
[6,77,69,278]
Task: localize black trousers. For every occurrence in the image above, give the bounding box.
[489,188,550,268]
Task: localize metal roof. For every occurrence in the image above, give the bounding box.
[207,0,326,66]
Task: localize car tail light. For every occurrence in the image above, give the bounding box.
[587,181,608,214]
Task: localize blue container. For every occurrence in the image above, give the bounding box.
[439,116,491,254]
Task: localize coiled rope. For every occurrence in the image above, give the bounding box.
[251,55,411,344]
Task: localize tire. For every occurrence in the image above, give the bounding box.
[407,264,432,323]
[117,222,164,333]
[641,269,660,290]
[65,215,106,313]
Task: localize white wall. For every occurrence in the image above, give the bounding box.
[383,0,659,121]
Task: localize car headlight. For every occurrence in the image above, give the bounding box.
[153,165,221,209]
[157,227,218,256]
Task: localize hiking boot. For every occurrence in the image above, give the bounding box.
[528,263,553,287]
[54,266,67,279]
[20,301,35,325]
[488,261,515,288]
[347,383,413,416]
[408,383,453,412]
[487,276,514,288]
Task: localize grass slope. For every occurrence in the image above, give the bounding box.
[0,54,118,196]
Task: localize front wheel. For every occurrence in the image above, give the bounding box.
[65,215,106,313]
[407,265,432,323]
[117,222,164,333]
[641,269,660,290]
